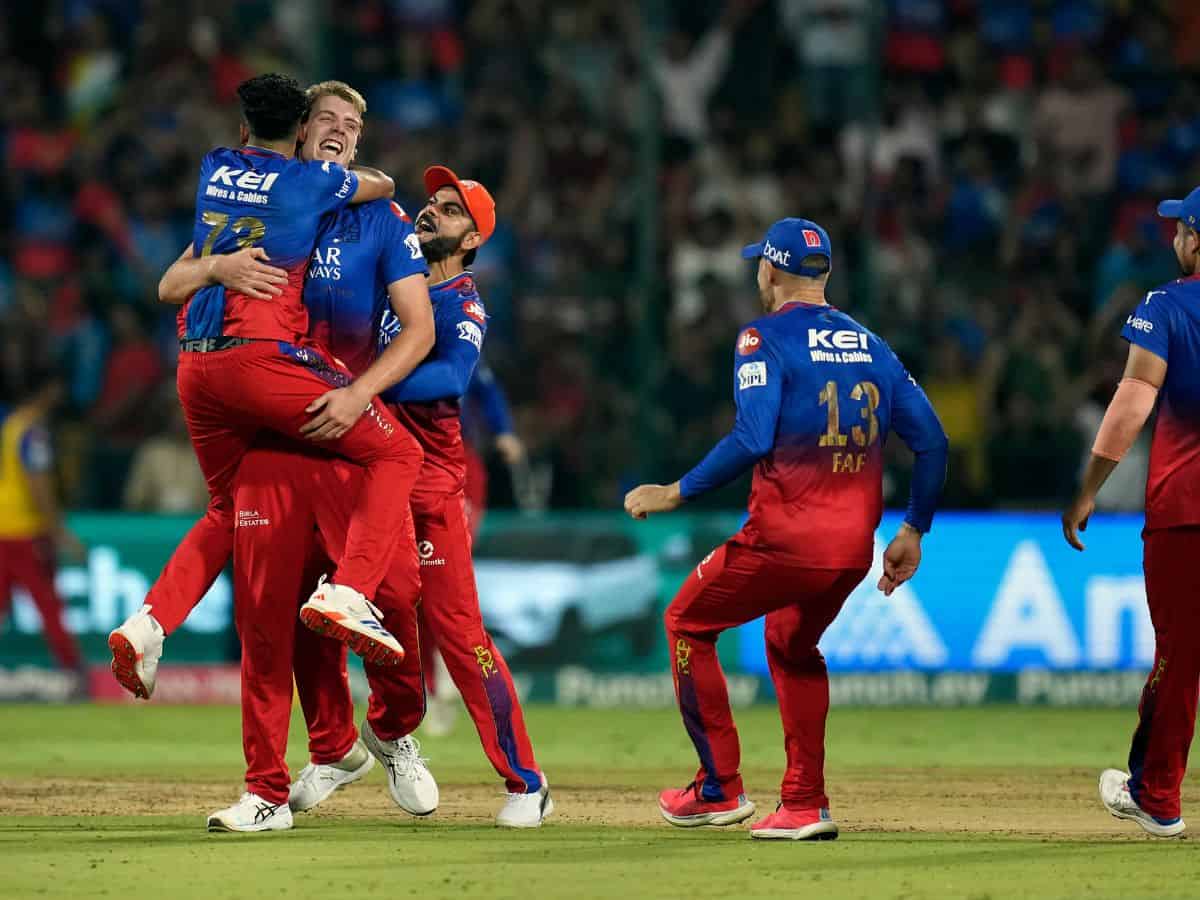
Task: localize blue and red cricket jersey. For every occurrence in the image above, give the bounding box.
[1121,275,1200,529]
[302,199,428,375]
[180,146,360,342]
[380,272,487,490]
[680,301,948,569]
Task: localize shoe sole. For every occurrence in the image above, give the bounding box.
[107,632,150,700]
[299,607,404,666]
[290,753,376,813]
[497,794,555,828]
[361,724,438,816]
[206,816,293,833]
[751,823,839,841]
[1098,770,1186,838]
[660,800,756,828]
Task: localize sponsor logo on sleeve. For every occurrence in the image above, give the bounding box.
[457,320,483,350]
[463,300,486,324]
[236,509,271,528]
[404,232,422,260]
[737,327,763,356]
[335,170,354,199]
[1126,316,1154,333]
[737,361,767,390]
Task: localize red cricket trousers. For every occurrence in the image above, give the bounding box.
[665,539,867,809]
[233,441,423,805]
[146,341,423,634]
[0,537,81,669]
[298,485,543,794]
[1127,527,1200,820]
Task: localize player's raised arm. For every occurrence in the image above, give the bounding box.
[879,354,949,594]
[349,165,395,205]
[625,325,783,519]
[1063,342,1166,551]
[158,243,289,305]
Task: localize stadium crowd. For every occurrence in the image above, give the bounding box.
[2,0,1200,514]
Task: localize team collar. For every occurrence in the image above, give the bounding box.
[242,145,287,159]
[429,270,474,292]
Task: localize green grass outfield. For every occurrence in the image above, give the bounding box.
[2,704,1198,900]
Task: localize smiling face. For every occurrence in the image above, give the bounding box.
[298,93,362,167]
[414,185,482,263]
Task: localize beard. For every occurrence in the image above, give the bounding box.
[758,283,773,314]
[420,232,467,263]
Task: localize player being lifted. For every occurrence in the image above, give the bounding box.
[626,218,948,841]
[1064,185,1200,839]
[107,74,435,696]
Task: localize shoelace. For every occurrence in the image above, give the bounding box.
[381,736,429,782]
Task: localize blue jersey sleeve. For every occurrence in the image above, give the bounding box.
[679,325,782,500]
[378,201,429,286]
[467,359,515,435]
[886,349,948,533]
[1120,287,1172,362]
[382,297,485,404]
[295,159,360,216]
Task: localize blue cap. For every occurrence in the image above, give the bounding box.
[741,218,832,277]
[1158,185,1200,228]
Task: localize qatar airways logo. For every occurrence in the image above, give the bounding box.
[309,245,342,281]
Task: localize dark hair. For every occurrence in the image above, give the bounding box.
[236,73,308,142]
[799,254,830,274]
[463,248,477,266]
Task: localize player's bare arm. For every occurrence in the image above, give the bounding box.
[348,165,394,205]
[301,273,435,441]
[1063,343,1167,551]
[158,243,288,304]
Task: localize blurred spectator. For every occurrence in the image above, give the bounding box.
[5,1,1200,513]
[123,386,207,514]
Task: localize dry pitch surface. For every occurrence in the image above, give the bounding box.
[2,704,1198,899]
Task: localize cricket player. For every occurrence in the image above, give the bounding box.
[110,79,436,697]
[0,374,85,691]
[1063,185,1200,838]
[287,167,551,828]
[205,437,430,832]
[625,218,948,840]
[421,358,526,737]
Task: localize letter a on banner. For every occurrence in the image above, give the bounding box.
[972,541,1081,667]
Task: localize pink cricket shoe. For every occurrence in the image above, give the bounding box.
[658,782,755,828]
[751,804,839,841]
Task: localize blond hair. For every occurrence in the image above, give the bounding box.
[303,81,367,122]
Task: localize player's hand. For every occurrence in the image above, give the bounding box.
[878,523,922,596]
[210,247,288,300]
[624,482,683,520]
[301,386,371,441]
[1062,492,1095,552]
[495,433,527,466]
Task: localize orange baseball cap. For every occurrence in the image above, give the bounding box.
[423,165,496,245]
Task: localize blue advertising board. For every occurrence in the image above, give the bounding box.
[739,511,1151,673]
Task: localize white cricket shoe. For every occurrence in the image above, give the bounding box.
[361,720,439,816]
[1099,768,1186,837]
[288,739,375,812]
[299,577,404,666]
[496,778,554,828]
[207,792,294,833]
[107,605,164,700]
